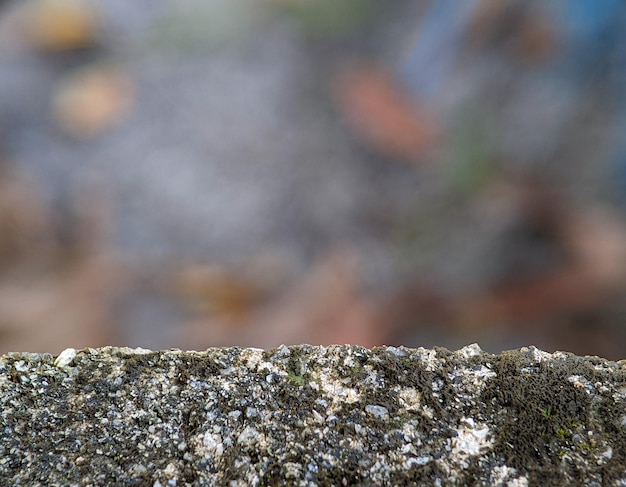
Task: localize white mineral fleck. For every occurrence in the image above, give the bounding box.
[365,405,389,420]
[316,398,328,408]
[568,375,594,394]
[473,366,496,380]
[490,466,528,487]
[163,462,178,480]
[526,346,551,363]
[458,344,482,359]
[520,366,538,374]
[599,446,613,464]
[422,405,435,418]
[283,462,302,479]
[452,418,493,466]
[320,373,360,404]
[242,349,263,369]
[200,432,224,456]
[228,410,241,420]
[418,348,441,371]
[131,464,148,476]
[386,346,406,357]
[405,456,431,468]
[398,388,421,411]
[14,361,28,372]
[342,354,355,367]
[274,344,291,357]
[129,347,152,354]
[257,361,278,374]
[54,348,77,368]
[508,478,529,487]
[237,426,260,446]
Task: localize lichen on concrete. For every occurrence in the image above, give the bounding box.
[1,344,625,486]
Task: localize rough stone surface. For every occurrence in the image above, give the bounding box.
[1,344,626,486]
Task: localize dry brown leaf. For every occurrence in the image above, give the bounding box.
[562,206,626,290]
[0,255,124,354]
[178,251,384,349]
[0,164,59,271]
[53,64,134,138]
[467,0,508,44]
[333,63,440,162]
[377,282,454,342]
[514,13,556,62]
[462,268,595,326]
[379,176,626,343]
[172,264,273,323]
[20,0,100,52]
[457,182,626,328]
[467,0,556,63]
[0,164,125,353]
[256,252,382,347]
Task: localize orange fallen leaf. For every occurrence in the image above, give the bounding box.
[53,64,134,138]
[333,63,440,162]
[172,264,272,323]
[20,0,100,52]
[178,251,384,348]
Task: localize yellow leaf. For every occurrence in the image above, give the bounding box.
[53,64,134,138]
[22,0,100,52]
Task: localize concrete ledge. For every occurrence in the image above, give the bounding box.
[1,344,625,486]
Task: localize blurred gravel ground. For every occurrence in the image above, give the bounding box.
[0,0,625,357]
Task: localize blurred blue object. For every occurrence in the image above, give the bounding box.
[552,0,625,83]
[400,0,481,98]
[402,0,626,91]
[398,0,626,201]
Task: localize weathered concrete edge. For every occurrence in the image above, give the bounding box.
[1,344,626,486]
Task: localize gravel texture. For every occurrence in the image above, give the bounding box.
[1,344,626,486]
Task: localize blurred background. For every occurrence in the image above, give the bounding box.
[0,0,626,358]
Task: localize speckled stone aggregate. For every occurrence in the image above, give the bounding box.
[1,344,626,486]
